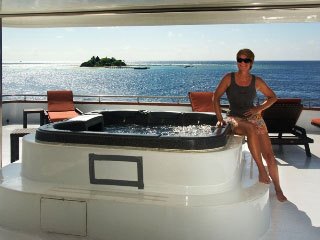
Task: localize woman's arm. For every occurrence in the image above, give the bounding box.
[255,77,277,112]
[243,77,277,118]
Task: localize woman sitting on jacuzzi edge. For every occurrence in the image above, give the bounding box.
[213,48,287,202]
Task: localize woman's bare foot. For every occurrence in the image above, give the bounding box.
[259,174,271,184]
[276,191,287,202]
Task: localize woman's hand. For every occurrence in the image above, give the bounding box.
[216,119,226,127]
[243,106,261,117]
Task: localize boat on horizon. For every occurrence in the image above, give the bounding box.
[133,66,150,69]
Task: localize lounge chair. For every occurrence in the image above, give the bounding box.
[45,90,83,123]
[188,91,215,112]
[311,118,320,128]
[262,98,314,157]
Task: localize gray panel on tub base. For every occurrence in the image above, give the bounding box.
[40,197,87,236]
[89,153,144,189]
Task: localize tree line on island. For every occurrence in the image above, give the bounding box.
[80,56,126,67]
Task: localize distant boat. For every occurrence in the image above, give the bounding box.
[133,66,150,70]
[184,65,193,68]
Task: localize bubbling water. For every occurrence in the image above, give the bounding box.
[104,124,215,137]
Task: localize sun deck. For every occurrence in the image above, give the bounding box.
[1,123,320,239]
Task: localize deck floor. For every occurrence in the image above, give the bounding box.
[1,124,320,240]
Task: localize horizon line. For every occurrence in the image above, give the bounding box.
[3,59,320,64]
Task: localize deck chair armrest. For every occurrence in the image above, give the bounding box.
[291,125,314,143]
[292,125,314,143]
[292,125,306,136]
[221,107,228,113]
[75,108,83,115]
[43,110,49,124]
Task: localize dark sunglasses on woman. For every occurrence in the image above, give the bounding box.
[237,58,252,63]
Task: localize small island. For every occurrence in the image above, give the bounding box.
[80,56,126,67]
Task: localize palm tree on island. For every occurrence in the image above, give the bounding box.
[80,56,126,67]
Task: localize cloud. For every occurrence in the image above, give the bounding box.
[3,23,320,61]
[167,31,174,38]
[307,39,318,46]
[63,28,75,32]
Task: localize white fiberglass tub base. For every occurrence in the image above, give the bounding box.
[0,134,270,240]
[22,134,242,195]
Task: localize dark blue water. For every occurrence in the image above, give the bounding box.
[3,61,320,106]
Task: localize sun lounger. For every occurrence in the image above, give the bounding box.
[45,90,83,123]
[311,118,320,128]
[263,98,314,157]
[188,91,215,112]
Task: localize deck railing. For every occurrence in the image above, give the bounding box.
[2,94,189,104]
[2,94,320,108]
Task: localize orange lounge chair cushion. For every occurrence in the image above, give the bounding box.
[189,92,215,112]
[48,111,80,122]
[47,90,75,112]
[311,118,320,127]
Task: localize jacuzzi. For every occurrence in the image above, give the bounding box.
[36,110,231,150]
[1,109,270,240]
[24,110,238,194]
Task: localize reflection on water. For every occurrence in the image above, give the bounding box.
[3,62,320,106]
[104,124,215,137]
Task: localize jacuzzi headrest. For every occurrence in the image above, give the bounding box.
[53,114,104,131]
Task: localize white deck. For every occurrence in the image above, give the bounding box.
[1,124,320,240]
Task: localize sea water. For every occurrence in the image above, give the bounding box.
[3,61,320,106]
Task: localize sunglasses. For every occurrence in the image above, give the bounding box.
[237,58,252,63]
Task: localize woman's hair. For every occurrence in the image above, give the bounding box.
[236,49,255,61]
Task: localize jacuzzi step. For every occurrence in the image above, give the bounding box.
[0,158,270,240]
[1,158,267,207]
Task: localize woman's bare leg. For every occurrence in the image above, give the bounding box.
[233,121,271,184]
[259,134,287,202]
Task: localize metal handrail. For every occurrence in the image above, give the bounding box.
[2,94,190,104]
[2,94,320,107]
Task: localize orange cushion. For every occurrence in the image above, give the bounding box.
[311,118,320,127]
[48,111,80,122]
[47,90,75,112]
[188,92,215,112]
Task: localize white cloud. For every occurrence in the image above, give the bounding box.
[167,31,174,38]
[63,28,75,32]
[3,23,320,61]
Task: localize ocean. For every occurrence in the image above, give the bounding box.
[3,61,320,106]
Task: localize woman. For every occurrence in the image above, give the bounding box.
[213,49,287,202]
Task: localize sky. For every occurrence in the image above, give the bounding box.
[3,22,320,63]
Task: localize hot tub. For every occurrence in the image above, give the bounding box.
[22,110,239,195]
[6,110,270,240]
[35,110,231,150]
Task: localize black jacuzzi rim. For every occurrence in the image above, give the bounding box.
[35,110,232,150]
[35,123,231,150]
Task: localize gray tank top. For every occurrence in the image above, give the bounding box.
[226,72,256,117]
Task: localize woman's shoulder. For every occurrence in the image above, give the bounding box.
[222,72,233,80]
[220,72,233,87]
[253,75,265,83]
[254,75,268,87]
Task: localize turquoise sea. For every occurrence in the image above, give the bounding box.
[3,61,320,106]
